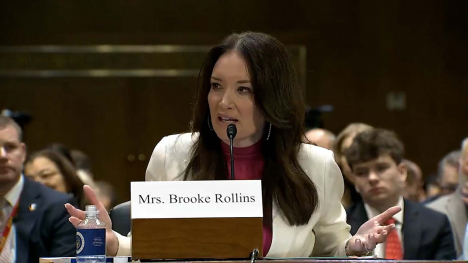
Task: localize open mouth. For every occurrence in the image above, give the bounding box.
[218,117,238,123]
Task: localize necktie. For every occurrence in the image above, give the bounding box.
[385,217,403,260]
[0,197,14,262]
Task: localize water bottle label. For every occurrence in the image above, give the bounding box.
[76,229,106,256]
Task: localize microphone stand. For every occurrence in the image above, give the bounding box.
[229,136,234,180]
[227,124,237,180]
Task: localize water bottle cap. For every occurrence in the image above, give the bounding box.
[85,205,98,212]
[84,205,99,216]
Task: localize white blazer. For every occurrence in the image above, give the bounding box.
[116,133,351,257]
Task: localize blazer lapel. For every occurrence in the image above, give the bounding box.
[402,200,421,259]
[445,190,467,252]
[348,202,368,235]
[14,178,42,263]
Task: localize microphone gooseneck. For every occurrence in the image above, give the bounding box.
[227,124,237,180]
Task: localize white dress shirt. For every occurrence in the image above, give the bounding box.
[364,197,404,258]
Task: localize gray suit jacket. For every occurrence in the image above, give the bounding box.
[426,189,467,258]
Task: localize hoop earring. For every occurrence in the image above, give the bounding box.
[207,116,214,131]
[265,123,272,141]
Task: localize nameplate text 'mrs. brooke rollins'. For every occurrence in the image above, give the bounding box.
[131,180,263,219]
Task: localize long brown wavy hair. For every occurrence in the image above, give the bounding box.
[185,32,318,226]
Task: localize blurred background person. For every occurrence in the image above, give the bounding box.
[47,143,74,164]
[305,128,335,150]
[25,149,86,209]
[71,148,96,187]
[427,138,468,258]
[48,143,97,188]
[438,150,461,197]
[334,123,373,208]
[402,159,426,202]
[94,180,117,211]
[424,150,460,204]
[424,173,441,201]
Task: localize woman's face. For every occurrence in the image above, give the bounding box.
[208,51,265,147]
[25,157,67,193]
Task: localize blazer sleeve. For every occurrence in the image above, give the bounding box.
[434,214,457,260]
[46,196,78,256]
[145,136,169,181]
[115,231,132,256]
[311,150,351,257]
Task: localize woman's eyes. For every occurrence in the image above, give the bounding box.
[210,83,221,89]
[237,86,252,93]
[210,83,252,94]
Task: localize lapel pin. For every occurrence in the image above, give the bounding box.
[29,203,37,212]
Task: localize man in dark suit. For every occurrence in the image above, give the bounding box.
[0,116,76,262]
[344,128,456,260]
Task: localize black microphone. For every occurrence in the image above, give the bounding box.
[227,124,237,180]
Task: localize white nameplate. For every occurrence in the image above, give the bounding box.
[131,180,263,219]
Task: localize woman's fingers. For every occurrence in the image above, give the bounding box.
[83,185,110,218]
[65,203,85,219]
[367,233,378,249]
[375,206,401,225]
[69,217,82,227]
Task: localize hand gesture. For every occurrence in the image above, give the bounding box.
[347,206,401,256]
[65,185,120,256]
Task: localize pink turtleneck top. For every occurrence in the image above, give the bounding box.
[220,140,272,256]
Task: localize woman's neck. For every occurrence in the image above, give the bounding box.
[220,139,262,156]
[221,136,262,148]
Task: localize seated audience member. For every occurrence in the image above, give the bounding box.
[427,139,468,258]
[438,150,461,196]
[424,150,461,204]
[95,181,117,211]
[48,144,96,187]
[402,159,426,202]
[345,128,456,260]
[0,116,76,262]
[47,143,74,164]
[25,149,86,209]
[424,173,441,200]
[305,128,335,150]
[334,123,373,208]
[71,149,96,186]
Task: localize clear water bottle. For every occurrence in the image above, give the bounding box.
[76,205,106,263]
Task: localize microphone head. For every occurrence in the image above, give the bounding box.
[227,124,237,139]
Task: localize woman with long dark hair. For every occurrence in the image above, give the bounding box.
[66,32,399,257]
[25,149,86,209]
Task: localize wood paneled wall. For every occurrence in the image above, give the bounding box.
[0,0,466,202]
